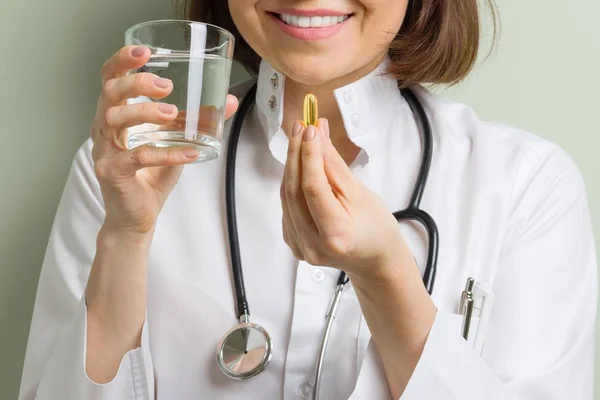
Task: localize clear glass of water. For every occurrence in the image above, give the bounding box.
[125,20,234,162]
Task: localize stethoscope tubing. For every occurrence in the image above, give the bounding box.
[225,84,258,320]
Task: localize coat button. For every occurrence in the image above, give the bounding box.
[351,113,361,127]
[298,380,312,398]
[268,95,277,111]
[270,73,279,89]
[312,269,326,283]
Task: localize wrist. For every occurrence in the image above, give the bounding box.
[348,253,407,295]
[97,223,154,249]
[350,237,416,292]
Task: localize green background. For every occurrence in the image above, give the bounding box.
[1,0,598,399]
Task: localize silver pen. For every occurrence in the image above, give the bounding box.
[460,277,476,340]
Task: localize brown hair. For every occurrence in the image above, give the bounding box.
[175,0,498,87]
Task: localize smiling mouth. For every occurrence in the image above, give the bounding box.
[270,12,352,28]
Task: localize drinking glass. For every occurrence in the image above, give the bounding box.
[125,20,234,162]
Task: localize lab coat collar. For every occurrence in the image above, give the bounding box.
[254,57,402,166]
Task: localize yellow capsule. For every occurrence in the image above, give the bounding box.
[303,93,318,127]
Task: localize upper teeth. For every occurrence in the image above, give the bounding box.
[279,14,348,28]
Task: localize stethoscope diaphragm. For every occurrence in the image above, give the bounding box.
[216,316,273,380]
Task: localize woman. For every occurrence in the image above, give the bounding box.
[19,0,597,399]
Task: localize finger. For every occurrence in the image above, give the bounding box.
[101,45,150,84]
[280,168,304,259]
[103,146,200,179]
[282,215,303,260]
[156,95,238,133]
[101,73,173,106]
[321,120,356,198]
[105,102,178,131]
[301,119,344,232]
[224,95,239,120]
[284,121,319,237]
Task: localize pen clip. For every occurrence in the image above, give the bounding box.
[460,277,476,340]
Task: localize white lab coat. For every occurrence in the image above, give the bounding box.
[19,59,597,399]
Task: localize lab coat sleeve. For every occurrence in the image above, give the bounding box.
[18,139,155,400]
[350,146,597,400]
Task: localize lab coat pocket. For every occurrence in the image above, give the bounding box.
[450,281,495,355]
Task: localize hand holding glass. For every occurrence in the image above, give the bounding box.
[125,20,235,162]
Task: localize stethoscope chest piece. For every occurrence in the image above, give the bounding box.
[216,318,273,380]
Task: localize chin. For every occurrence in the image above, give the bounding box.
[267,53,355,87]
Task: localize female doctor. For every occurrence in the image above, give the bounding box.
[19,0,597,399]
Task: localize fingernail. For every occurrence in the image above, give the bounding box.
[154,77,171,89]
[183,147,199,159]
[158,103,176,114]
[131,46,146,57]
[304,125,316,141]
[292,121,302,137]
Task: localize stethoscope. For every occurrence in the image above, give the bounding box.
[216,83,439,399]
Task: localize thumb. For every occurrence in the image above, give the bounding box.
[224,95,239,120]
